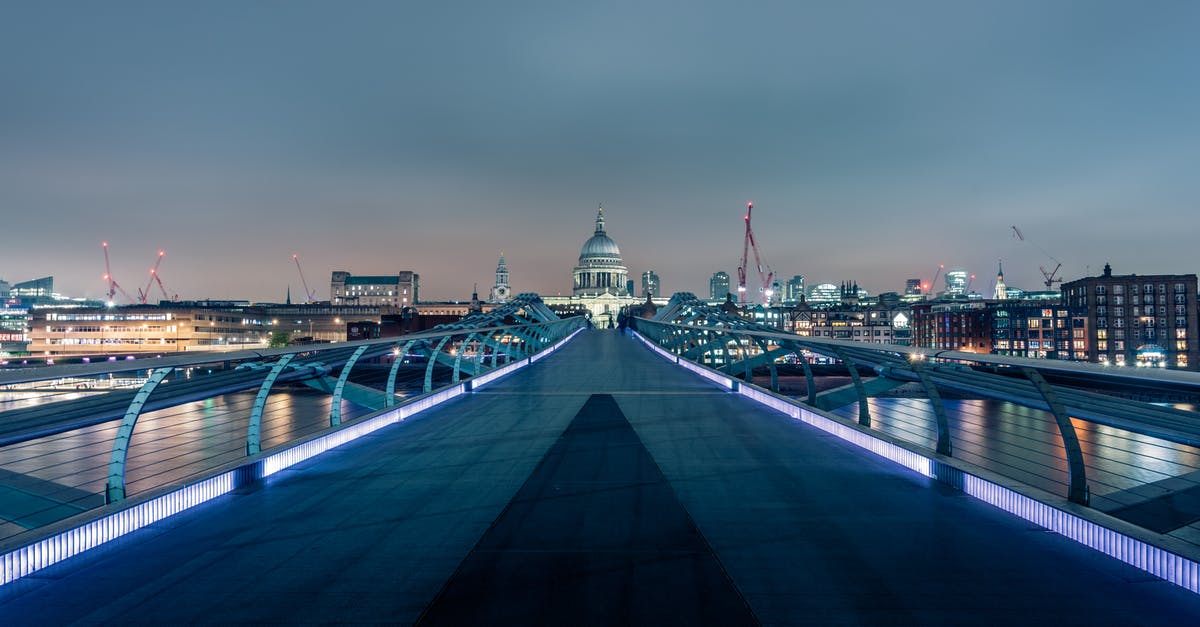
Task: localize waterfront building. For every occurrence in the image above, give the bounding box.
[1061,263,1198,369]
[0,307,28,354]
[910,298,1088,360]
[330,271,419,307]
[26,303,405,356]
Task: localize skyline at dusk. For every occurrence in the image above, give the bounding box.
[3,2,1200,302]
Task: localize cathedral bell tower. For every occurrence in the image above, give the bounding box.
[489,252,510,303]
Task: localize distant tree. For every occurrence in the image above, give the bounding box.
[268,331,292,348]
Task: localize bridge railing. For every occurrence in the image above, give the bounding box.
[0,316,587,518]
[631,315,1200,507]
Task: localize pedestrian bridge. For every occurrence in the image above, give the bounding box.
[2,324,1199,623]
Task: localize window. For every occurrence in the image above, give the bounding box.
[1145,284,1155,294]
[1175,283,1185,294]
[1097,340,1108,351]
[1177,329,1188,339]
[1112,285,1122,295]
[1114,295,1124,306]
[1178,341,1188,351]
[1132,294,1141,305]
[1114,340,1125,350]
[1178,317,1188,328]
[1097,329,1107,339]
[1114,308,1124,318]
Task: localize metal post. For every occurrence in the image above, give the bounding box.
[835,348,871,427]
[105,367,174,504]
[911,361,953,456]
[330,345,369,426]
[424,336,452,393]
[1023,367,1089,505]
[246,354,296,455]
[386,340,418,407]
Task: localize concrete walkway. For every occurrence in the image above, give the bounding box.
[1,330,1198,625]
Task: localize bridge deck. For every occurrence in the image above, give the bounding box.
[2,330,1198,624]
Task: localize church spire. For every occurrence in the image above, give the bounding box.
[594,204,605,235]
[993,259,1008,300]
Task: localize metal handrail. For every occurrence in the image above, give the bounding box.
[631,316,1200,506]
[1,316,586,507]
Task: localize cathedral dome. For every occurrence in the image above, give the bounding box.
[572,207,629,297]
[580,233,621,259]
[578,209,621,260]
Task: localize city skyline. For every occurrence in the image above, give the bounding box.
[3,2,1200,302]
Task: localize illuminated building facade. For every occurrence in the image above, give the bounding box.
[641,270,660,298]
[331,271,419,307]
[1061,264,1198,369]
[784,275,805,304]
[545,207,640,328]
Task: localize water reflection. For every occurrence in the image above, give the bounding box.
[822,396,1200,499]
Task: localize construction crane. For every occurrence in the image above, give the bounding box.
[101,242,134,305]
[138,250,172,304]
[735,202,775,304]
[923,263,945,296]
[293,254,317,303]
[1011,226,1063,289]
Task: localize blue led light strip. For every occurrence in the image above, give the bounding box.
[0,327,583,587]
[632,330,1200,595]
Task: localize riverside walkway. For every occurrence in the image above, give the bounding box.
[1,330,1198,625]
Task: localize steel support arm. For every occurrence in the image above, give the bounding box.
[105,367,174,503]
[1024,367,1090,505]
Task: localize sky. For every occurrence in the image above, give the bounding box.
[2,1,1199,303]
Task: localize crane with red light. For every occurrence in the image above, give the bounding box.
[101,242,134,305]
[736,202,775,305]
[137,250,175,304]
[923,263,945,297]
[293,254,317,303]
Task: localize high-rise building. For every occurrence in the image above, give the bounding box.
[808,283,840,305]
[489,253,510,303]
[945,270,968,296]
[783,275,805,304]
[1061,263,1198,369]
[904,279,922,296]
[709,272,730,301]
[641,270,660,298]
[10,276,54,306]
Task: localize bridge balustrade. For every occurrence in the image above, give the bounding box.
[631,311,1200,508]
[0,316,585,519]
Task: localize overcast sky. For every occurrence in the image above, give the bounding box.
[2,1,1199,302]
